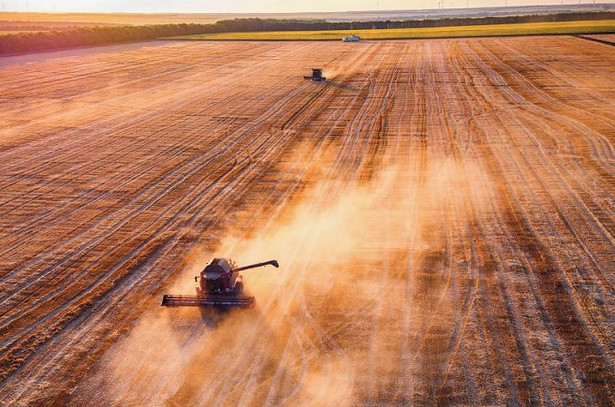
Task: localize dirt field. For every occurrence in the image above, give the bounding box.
[0,36,614,406]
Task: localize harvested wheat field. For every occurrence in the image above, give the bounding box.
[1,36,615,406]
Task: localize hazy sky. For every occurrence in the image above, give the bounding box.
[3,0,614,13]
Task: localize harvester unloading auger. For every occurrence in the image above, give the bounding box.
[161,258,279,308]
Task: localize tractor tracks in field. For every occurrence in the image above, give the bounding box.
[0,65,294,259]
[2,37,615,406]
[416,41,484,406]
[129,37,615,407]
[468,38,615,343]
[2,107,301,362]
[0,82,291,316]
[0,42,267,130]
[574,34,615,48]
[174,43,405,407]
[0,42,318,267]
[0,44,295,222]
[0,43,339,394]
[373,37,615,406]
[455,39,615,405]
[50,111,328,407]
[179,42,409,407]
[63,43,367,407]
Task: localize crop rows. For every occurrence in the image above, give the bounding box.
[0,36,614,405]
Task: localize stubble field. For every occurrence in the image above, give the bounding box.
[0,36,614,406]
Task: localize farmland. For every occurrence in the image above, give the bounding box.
[0,11,221,25]
[172,19,615,41]
[0,36,615,405]
[0,31,43,36]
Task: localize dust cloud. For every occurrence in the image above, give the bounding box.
[70,157,490,406]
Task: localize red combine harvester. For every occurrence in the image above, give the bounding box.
[161,258,279,308]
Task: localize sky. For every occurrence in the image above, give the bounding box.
[1,0,614,13]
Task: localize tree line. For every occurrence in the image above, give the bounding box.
[1,11,613,56]
[209,11,615,32]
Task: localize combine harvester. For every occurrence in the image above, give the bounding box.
[161,258,279,308]
[303,68,326,81]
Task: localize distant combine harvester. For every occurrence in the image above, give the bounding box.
[303,68,326,81]
[342,35,361,42]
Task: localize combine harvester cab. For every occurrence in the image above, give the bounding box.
[161,258,279,308]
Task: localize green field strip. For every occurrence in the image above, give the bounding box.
[165,19,615,41]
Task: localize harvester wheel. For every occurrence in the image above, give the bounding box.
[234,281,244,295]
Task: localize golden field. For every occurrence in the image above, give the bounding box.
[0,36,614,405]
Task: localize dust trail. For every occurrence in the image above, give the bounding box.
[70,157,488,406]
